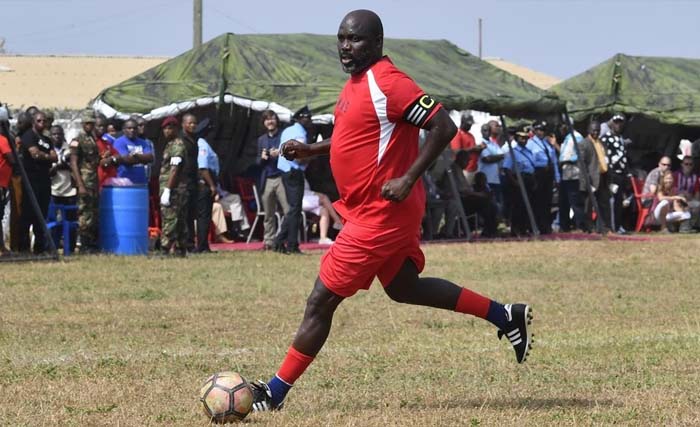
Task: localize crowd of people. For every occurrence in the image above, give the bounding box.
[0,105,252,257]
[1,101,699,258]
[422,113,700,238]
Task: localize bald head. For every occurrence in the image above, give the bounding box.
[337,9,384,75]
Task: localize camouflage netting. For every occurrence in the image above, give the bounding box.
[552,53,700,127]
[94,33,564,118]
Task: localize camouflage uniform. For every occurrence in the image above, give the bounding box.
[159,137,190,251]
[69,124,100,250]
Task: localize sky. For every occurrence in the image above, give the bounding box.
[1,0,699,79]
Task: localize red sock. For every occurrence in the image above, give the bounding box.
[454,288,491,319]
[276,346,315,385]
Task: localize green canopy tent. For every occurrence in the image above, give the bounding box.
[92,33,564,177]
[551,53,700,170]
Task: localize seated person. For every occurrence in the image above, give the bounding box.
[302,179,342,245]
[210,200,234,243]
[673,155,700,229]
[642,156,671,207]
[437,150,498,238]
[216,185,250,240]
[648,170,691,232]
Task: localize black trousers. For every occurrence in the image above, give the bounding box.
[510,173,536,236]
[19,180,50,253]
[610,173,626,231]
[559,180,585,231]
[534,167,554,234]
[185,183,198,250]
[196,183,213,252]
[275,169,304,250]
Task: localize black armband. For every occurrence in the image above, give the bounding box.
[403,94,438,128]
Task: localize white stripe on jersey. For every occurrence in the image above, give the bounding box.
[367,69,396,165]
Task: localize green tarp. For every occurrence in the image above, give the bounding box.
[95,33,564,118]
[552,53,700,127]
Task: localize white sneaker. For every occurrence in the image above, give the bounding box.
[317,238,334,245]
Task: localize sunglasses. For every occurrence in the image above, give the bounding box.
[35,119,45,123]
[683,162,693,166]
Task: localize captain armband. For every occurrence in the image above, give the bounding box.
[403,94,438,128]
[170,156,183,166]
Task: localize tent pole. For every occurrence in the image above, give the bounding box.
[445,167,472,241]
[500,115,539,237]
[563,109,604,234]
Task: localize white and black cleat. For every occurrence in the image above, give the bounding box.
[250,380,284,412]
[498,304,533,363]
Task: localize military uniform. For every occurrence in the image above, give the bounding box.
[159,137,190,251]
[69,118,101,251]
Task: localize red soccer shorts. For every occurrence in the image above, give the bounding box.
[319,221,425,298]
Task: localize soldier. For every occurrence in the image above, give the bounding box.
[159,116,189,255]
[69,110,101,254]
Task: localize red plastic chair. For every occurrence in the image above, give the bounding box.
[630,176,655,232]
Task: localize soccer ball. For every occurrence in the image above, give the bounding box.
[200,371,254,423]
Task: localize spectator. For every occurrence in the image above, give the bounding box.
[179,113,201,251]
[195,127,220,253]
[114,118,154,185]
[502,126,537,237]
[215,186,250,240]
[19,111,57,253]
[273,105,313,254]
[9,112,32,251]
[527,120,559,235]
[578,121,611,233]
[673,155,700,230]
[449,114,483,184]
[105,121,118,143]
[257,110,288,250]
[49,124,77,252]
[0,105,14,256]
[642,155,672,206]
[132,115,155,181]
[648,170,691,232]
[302,179,343,245]
[95,115,120,189]
[558,121,585,232]
[439,151,497,237]
[69,111,101,253]
[158,117,189,255]
[478,120,505,219]
[601,113,629,233]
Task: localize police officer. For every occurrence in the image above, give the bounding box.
[194,119,219,253]
[503,126,537,237]
[159,116,189,255]
[69,110,101,253]
[527,120,559,234]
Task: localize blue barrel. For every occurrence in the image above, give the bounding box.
[99,185,149,255]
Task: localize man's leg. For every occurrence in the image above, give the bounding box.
[252,277,344,411]
[384,259,533,363]
[195,184,212,252]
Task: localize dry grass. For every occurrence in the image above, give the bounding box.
[1,237,699,426]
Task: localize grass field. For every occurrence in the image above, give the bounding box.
[1,237,699,426]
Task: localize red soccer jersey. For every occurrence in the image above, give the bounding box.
[450,129,478,172]
[330,57,442,229]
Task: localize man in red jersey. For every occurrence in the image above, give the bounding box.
[249,10,534,412]
[450,113,484,184]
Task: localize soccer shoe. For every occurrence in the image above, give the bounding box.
[250,380,284,412]
[497,303,533,363]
